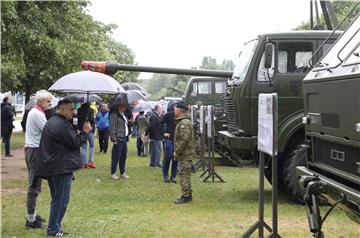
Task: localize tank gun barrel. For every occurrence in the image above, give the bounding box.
[81,61,233,78]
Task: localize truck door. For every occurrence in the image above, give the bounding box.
[250,40,315,134]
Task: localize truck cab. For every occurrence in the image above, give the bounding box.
[217,31,341,201]
[297,16,360,235]
[183,76,228,107]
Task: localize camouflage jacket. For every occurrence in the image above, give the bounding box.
[174,115,197,161]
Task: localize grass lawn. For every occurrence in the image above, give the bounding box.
[1,137,359,237]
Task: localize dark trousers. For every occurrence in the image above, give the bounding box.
[111,140,128,175]
[150,140,162,167]
[25,148,42,215]
[98,129,109,153]
[162,139,178,179]
[47,173,73,236]
[136,138,143,156]
[1,127,12,155]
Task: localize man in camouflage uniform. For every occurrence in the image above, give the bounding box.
[173,101,197,204]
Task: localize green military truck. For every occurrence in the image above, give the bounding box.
[216,31,341,201]
[183,76,227,107]
[296,15,360,237]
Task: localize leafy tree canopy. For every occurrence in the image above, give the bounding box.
[1,1,138,101]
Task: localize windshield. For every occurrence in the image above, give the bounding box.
[232,39,258,84]
[315,16,360,69]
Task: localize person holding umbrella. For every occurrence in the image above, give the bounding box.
[109,94,130,180]
[77,103,96,168]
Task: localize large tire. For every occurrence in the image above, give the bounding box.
[282,144,307,204]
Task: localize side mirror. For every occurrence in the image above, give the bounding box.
[265,43,273,69]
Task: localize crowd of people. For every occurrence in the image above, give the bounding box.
[1,89,198,236]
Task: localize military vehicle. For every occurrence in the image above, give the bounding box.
[81,31,340,199]
[182,76,227,106]
[216,30,342,200]
[296,14,360,238]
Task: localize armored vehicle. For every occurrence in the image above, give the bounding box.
[216,31,342,201]
[296,14,360,238]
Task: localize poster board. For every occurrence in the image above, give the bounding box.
[199,106,206,134]
[207,105,213,138]
[257,93,278,156]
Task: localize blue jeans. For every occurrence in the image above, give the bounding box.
[82,132,94,164]
[111,139,128,175]
[47,173,73,236]
[162,139,178,179]
[150,140,162,167]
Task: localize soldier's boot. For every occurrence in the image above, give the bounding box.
[175,195,192,204]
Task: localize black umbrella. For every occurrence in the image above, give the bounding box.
[64,94,103,103]
[109,93,129,112]
[126,90,146,102]
[121,82,146,91]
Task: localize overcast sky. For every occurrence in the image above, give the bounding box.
[88,0,310,78]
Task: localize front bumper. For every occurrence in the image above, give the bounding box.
[297,166,360,224]
[217,130,255,154]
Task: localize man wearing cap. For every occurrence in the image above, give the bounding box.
[173,101,197,204]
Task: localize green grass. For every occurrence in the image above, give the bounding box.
[1,137,359,237]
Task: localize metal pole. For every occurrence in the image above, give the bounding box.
[258,152,265,238]
[268,155,281,238]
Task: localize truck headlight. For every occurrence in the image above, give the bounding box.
[302,115,311,125]
[356,123,360,132]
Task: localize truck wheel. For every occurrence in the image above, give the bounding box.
[282,144,306,204]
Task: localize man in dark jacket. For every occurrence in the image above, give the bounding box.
[147,104,164,168]
[161,102,178,183]
[109,99,130,180]
[36,99,92,237]
[1,96,15,157]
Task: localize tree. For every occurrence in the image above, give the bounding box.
[200,56,235,70]
[296,1,359,30]
[1,1,137,102]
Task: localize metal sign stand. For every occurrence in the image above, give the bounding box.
[194,106,207,171]
[242,93,281,238]
[200,106,225,183]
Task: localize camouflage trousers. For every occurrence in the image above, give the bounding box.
[178,160,192,197]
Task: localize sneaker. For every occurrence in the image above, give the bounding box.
[121,173,130,179]
[163,176,170,183]
[35,215,46,223]
[25,218,44,228]
[88,161,96,168]
[175,195,192,204]
[111,174,120,180]
[81,163,88,169]
[48,229,69,237]
[5,154,13,157]
[170,178,177,183]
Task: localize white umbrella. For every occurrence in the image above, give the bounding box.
[49,71,126,94]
